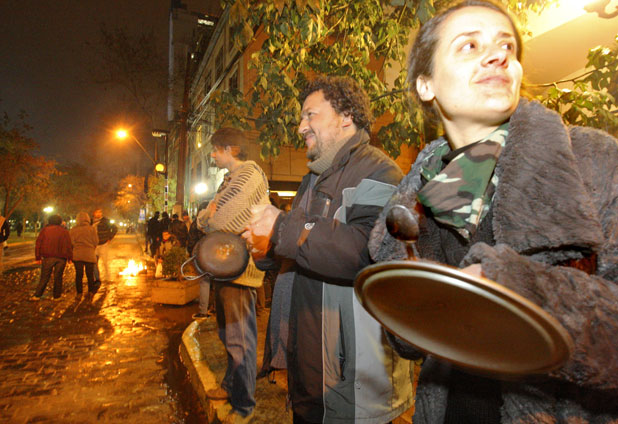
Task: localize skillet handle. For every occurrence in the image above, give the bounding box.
[180,256,208,281]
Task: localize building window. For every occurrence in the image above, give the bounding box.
[215,49,224,81]
[228,25,235,54]
[204,71,212,97]
[229,67,239,92]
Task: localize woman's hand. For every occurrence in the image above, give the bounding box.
[460,263,483,278]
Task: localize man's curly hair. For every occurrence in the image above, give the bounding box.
[300,76,374,131]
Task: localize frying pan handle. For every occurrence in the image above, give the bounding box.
[180,256,209,281]
[385,204,419,260]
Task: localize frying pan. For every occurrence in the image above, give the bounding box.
[181,231,249,282]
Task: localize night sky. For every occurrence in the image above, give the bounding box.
[0,1,171,169]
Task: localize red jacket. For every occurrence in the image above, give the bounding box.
[35,225,73,261]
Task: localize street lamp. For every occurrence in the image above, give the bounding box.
[43,206,54,214]
[152,129,170,213]
[194,182,208,195]
[115,128,159,167]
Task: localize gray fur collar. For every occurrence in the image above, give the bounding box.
[494,99,604,263]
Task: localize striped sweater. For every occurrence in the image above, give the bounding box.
[205,160,270,287]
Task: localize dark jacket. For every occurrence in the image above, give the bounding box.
[369,100,618,423]
[170,218,188,247]
[147,216,159,238]
[0,216,10,243]
[187,219,205,256]
[35,224,72,261]
[158,216,171,237]
[260,130,415,423]
[93,217,117,245]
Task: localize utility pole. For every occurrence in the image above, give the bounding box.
[152,129,169,213]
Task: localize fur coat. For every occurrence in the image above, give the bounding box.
[369,99,618,423]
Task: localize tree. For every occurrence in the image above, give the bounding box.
[146,171,176,213]
[214,0,552,158]
[0,111,57,219]
[89,24,168,128]
[114,175,147,220]
[50,162,112,218]
[538,35,618,136]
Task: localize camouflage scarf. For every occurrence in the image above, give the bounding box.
[417,123,508,240]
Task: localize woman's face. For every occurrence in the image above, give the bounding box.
[417,6,522,130]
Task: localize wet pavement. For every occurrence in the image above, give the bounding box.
[0,234,207,423]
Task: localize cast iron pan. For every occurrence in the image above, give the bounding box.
[182,231,249,282]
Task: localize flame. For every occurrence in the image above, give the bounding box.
[119,259,145,276]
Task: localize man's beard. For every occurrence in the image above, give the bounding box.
[306,137,323,161]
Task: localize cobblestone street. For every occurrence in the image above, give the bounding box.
[0,234,206,423]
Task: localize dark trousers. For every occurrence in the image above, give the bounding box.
[35,257,67,298]
[73,261,97,294]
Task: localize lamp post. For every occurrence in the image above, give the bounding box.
[152,129,169,214]
[115,129,158,167]
[116,128,167,222]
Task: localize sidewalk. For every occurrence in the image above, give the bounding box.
[180,308,292,423]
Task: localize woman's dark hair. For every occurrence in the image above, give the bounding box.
[408,0,523,117]
[211,127,248,160]
[48,215,62,226]
[301,76,374,131]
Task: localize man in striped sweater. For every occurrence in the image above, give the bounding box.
[196,127,269,424]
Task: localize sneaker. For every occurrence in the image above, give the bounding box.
[205,386,229,400]
[192,312,211,320]
[223,410,254,424]
[29,295,41,301]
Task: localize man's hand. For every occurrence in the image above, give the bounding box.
[242,204,281,258]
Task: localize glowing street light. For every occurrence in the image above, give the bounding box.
[115,128,158,167]
[43,206,54,214]
[194,182,208,195]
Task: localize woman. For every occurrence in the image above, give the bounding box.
[369,1,618,423]
[69,211,99,297]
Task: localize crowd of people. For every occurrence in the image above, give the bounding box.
[30,209,117,301]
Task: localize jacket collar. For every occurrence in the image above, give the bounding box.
[492,99,604,257]
[317,129,370,183]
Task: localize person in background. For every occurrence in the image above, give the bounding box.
[369,1,618,422]
[158,211,171,235]
[155,230,178,262]
[182,210,191,233]
[197,127,270,424]
[0,214,10,275]
[92,208,118,284]
[170,213,188,248]
[147,211,160,257]
[189,201,214,320]
[31,214,72,300]
[243,76,414,424]
[15,221,23,238]
[69,211,99,298]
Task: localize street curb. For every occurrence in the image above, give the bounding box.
[179,320,228,423]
